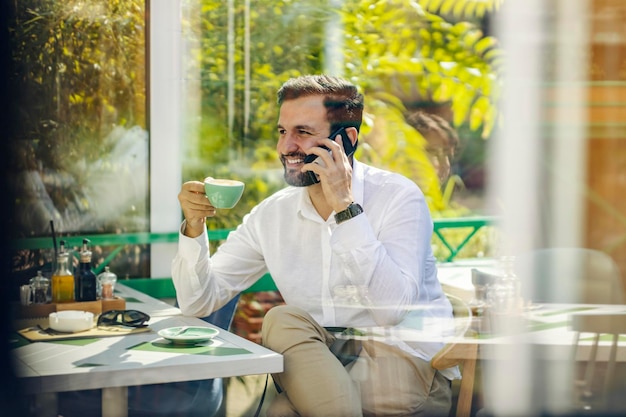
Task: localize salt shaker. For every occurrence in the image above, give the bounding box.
[29,270,50,304]
[97,266,118,299]
[19,285,32,306]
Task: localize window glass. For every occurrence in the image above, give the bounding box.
[8,1,148,279]
[180,0,499,249]
[8,0,148,238]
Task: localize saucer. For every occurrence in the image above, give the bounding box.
[158,326,219,345]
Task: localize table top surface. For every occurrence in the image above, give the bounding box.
[114,282,182,317]
[11,283,283,395]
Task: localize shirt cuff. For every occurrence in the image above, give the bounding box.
[178,220,210,262]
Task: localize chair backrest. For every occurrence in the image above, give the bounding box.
[570,313,626,412]
[203,294,241,330]
[515,248,625,305]
[431,293,478,417]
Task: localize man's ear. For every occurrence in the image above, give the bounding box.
[346,126,359,146]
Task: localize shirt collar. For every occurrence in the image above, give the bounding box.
[352,159,365,205]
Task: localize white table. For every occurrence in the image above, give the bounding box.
[436,258,498,301]
[11,284,283,417]
[113,281,182,317]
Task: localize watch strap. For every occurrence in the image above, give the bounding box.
[334,203,363,224]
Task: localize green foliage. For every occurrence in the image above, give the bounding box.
[419,0,504,20]
[342,0,502,140]
[8,0,148,236]
[10,0,146,169]
[189,0,503,219]
[9,0,502,257]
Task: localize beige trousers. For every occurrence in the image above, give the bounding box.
[261,305,451,417]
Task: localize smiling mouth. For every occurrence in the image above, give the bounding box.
[282,154,306,167]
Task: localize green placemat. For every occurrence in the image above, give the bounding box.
[579,334,626,343]
[537,307,596,317]
[47,338,101,346]
[129,340,251,356]
[527,320,570,332]
[9,333,31,349]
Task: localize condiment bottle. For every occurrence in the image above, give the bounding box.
[51,241,75,303]
[486,256,522,315]
[75,239,98,301]
[29,271,50,304]
[97,266,117,299]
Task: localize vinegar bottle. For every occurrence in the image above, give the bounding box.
[75,239,98,302]
[51,240,75,303]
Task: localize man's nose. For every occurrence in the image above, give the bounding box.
[281,133,303,153]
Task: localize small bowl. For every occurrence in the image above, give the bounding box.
[49,310,95,333]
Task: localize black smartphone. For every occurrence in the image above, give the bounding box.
[304,127,356,184]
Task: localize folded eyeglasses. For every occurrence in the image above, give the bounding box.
[97,309,150,328]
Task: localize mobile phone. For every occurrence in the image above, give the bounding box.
[304,127,356,184]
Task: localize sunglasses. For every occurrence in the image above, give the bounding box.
[97,310,150,328]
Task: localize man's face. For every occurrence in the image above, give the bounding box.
[277,95,331,187]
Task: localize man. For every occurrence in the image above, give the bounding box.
[173,75,456,417]
[406,111,459,187]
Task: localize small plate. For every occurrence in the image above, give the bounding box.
[158,326,219,345]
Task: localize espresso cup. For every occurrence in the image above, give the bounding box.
[204,177,245,209]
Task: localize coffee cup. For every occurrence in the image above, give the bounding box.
[204,177,245,209]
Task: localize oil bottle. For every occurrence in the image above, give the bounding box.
[75,239,98,301]
[51,240,75,303]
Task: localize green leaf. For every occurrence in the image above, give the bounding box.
[465,0,477,16]
[474,37,498,55]
[476,2,487,18]
[453,1,467,18]
[423,59,441,73]
[424,0,445,12]
[440,0,457,15]
[461,29,483,49]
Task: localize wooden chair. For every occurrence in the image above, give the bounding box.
[571,312,626,413]
[431,294,478,417]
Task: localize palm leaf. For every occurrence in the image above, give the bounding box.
[418,0,504,19]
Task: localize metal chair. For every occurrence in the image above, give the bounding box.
[571,312,626,413]
[430,293,478,417]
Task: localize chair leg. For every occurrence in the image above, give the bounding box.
[456,344,478,417]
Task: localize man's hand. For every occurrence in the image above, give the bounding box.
[303,132,355,213]
[178,181,217,238]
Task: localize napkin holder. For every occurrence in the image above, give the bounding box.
[13,297,126,319]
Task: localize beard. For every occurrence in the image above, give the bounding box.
[280,154,317,187]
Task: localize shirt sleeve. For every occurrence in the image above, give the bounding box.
[171,219,267,317]
[329,183,433,326]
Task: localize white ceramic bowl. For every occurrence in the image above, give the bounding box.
[49,310,95,333]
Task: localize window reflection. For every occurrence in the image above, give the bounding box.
[8,0,148,238]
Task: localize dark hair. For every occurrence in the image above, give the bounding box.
[277,75,364,134]
[406,111,459,156]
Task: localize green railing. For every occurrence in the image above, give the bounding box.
[11,216,495,297]
[432,216,495,262]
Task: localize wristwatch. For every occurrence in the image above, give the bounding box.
[334,203,363,224]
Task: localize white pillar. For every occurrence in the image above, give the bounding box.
[149,0,182,278]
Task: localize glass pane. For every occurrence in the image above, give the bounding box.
[8,0,148,238]
[180,0,497,258]
[7,1,149,283]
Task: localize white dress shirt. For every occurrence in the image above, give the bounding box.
[172,160,459,378]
